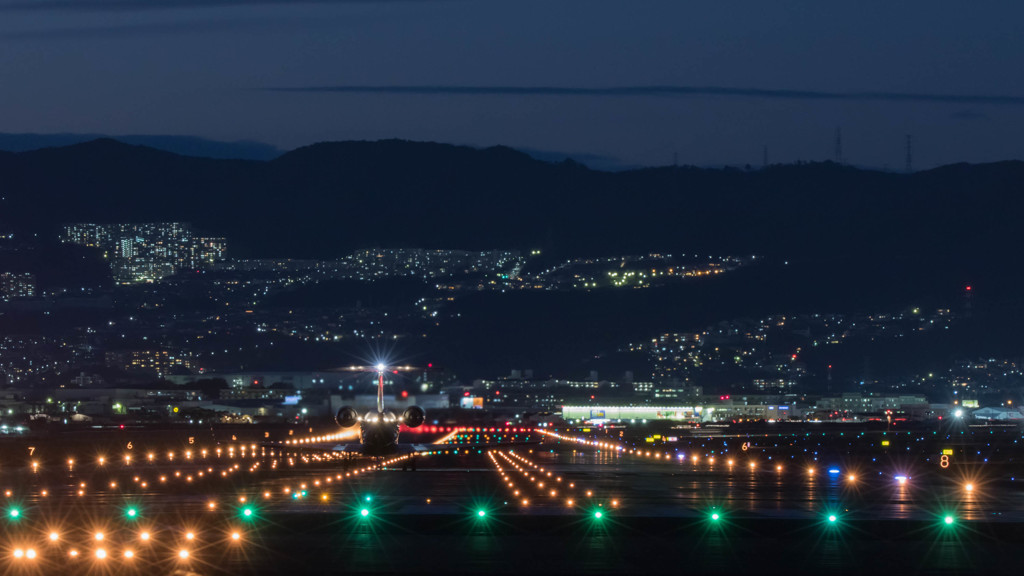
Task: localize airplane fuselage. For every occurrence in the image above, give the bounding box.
[358,410,401,456]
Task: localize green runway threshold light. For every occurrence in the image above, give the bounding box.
[360,508,370,517]
[126,507,138,519]
[477,510,487,518]
[8,508,18,519]
[593,511,603,519]
[944,515,955,526]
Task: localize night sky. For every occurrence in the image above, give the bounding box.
[1,0,1022,169]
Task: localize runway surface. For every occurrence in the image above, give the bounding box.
[0,426,1020,574]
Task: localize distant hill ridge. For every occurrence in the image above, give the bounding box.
[0,138,1020,266]
[0,133,282,161]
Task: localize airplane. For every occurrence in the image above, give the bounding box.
[332,364,430,457]
[290,363,538,466]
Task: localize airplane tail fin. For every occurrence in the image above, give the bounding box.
[377,370,385,413]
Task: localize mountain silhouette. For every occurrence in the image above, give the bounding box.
[0,138,1019,275]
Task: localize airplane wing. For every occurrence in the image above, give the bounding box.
[327,443,467,455]
[328,440,542,455]
[405,440,542,454]
[328,443,436,455]
[332,444,364,453]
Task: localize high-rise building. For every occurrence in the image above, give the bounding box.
[105,349,193,376]
[62,223,226,284]
[0,272,36,299]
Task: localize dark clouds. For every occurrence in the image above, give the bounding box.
[0,0,1022,167]
[0,0,442,11]
[267,85,1024,106]
[0,18,269,38]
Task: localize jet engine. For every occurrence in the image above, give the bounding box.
[402,406,425,428]
[335,406,359,428]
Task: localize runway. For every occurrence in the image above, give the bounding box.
[0,426,1020,574]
